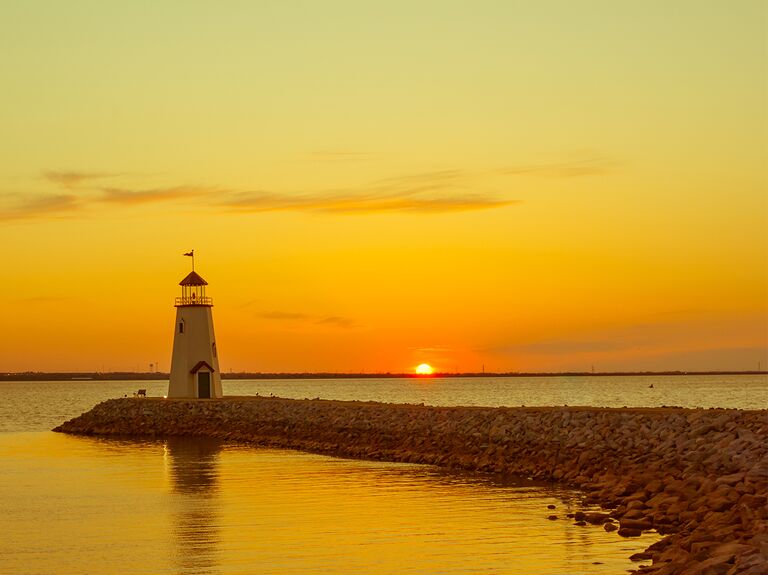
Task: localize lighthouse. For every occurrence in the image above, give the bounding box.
[168,258,222,399]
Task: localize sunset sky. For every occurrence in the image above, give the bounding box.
[1,1,765,373]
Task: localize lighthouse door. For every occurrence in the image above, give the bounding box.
[197,372,211,398]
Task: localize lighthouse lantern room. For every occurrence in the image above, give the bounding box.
[168,261,222,399]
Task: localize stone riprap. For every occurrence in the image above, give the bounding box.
[54,397,768,574]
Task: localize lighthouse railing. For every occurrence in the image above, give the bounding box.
[175,296,213,306]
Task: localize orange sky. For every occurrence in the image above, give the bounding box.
[1,1,766,373]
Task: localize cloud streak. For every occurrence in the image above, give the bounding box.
[43,170,118,188]
[257,311,312,320]
[219,190,517,214]
[99,186,213,205]
[258,310,358,329]
[0,194,81,221]
[28,154,612,221]
[489,310,765,360]
[219,169,517,214]
[498,157,615,178]
[316,316,356,328]
[502,338,631,355]
[410,345,455,353]
[34,164,521,215]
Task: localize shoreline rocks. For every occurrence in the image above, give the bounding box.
[54,397,768,573]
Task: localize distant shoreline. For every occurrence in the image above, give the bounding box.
[1,370,766,381]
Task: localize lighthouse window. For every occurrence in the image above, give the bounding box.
[179,321,185,334]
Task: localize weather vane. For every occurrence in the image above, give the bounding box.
[183,249,195,271]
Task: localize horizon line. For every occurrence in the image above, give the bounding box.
[2,369,766,382]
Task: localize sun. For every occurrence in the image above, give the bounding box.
[415,363,433,375]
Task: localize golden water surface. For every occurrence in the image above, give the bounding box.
[0,432,659,574]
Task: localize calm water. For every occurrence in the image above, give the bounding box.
[1,433,659,575]
[3,375,763,574]
[1,374,766,433]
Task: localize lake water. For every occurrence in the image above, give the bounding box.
[2,375,765,574]
[1,374,766,433]
[2,433,660,575]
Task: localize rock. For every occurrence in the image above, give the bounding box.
[679,553,737,575]
[716,472,746,487]
[739,494,767,509]
[624,508,649,520]
[630,551,654,561]
[620,517,654,531]
[584,512,611,525]
[645,479,665,495]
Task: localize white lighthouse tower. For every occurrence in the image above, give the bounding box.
[168,255,222,399]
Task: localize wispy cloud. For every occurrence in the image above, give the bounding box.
[368,169,467,196]
[409,345,455,353]
[316,316,355,328]
[219,169,515,214]
[501,338,630,355]
[489,310,766,360]
[36,164,519,215]
[99,186,213,205]
[0,194,80,221]
[490,320,674,357]
[43,170,118,188]
[375,169,465,185]
[219,190,516,214]
[31,154,612,221]
[498,157,615,178]
[257,311,311,320]
[257,310,358,329]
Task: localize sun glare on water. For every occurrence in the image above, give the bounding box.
[415,363,434,375]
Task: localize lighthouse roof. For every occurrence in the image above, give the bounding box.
[179,271,208,286]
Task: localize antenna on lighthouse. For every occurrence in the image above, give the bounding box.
[183,250,195,271]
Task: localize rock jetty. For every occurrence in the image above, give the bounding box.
[55,397,768,574]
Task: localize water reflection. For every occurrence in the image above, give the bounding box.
[164,437,223,575]
[1,433,659,574]
[426,469,605,568]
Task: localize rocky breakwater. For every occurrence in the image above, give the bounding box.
[55,397,767,574]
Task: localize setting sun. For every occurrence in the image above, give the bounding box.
[415,363,434,375]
